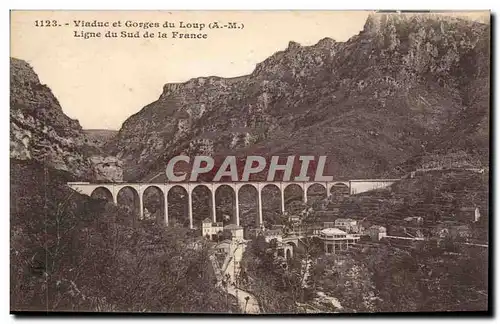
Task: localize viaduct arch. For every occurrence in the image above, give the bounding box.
[67,179,397,229]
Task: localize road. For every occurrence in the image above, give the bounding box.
[227,285,260,314]
[223,241,260,314]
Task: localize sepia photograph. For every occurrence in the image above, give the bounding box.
[9,9,491,315]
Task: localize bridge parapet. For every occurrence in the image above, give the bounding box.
[349,179,398,195]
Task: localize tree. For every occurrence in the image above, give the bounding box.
[349,241,488,312]
[311,255,377,313]
[298,236,322,258]
[10,161,237,312]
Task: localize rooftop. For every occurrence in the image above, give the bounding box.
[321,228,347,236]
[224,224,243,230]
[203,220,223,227]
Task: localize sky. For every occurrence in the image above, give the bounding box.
[10,10,488,130]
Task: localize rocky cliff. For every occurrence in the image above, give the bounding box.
[10,58,123,181]
[106,13,489,182]
[84,129,118,147]
[90,155,123,181]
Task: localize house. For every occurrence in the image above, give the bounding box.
[457,207,481,223]
[319,228,360,254]
[201,218,224,240]
[289,224,322,236]
[334,218,358,232]
[224,224,244,242]
[366,225,387,241]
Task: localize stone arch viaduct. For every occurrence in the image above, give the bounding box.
[67,179,398,229]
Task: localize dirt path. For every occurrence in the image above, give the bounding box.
[227,284,260,314]
[223,241,260,314]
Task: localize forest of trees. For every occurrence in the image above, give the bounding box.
[309,240,488,312]
[240,233,488,313]
[10,160,237,313]
[239,235,312,313]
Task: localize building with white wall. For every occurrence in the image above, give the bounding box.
[224,224,244,242]
[319,228,360,254]
[334,218,358,232]
[202,218,224,240]
[366,225,387,241]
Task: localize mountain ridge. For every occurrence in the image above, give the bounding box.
[102,13,488,182]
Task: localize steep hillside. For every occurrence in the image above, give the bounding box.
[9,60,233,312]
[10,58,123,181]
[107,13,490,182]
[84,129,118,147]
[10,159,232,312]
[395,18,490,173]
[322,170,487,222]
[10,58,93,178]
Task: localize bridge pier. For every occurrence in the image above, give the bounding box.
[188,191,193,229]
[280,186,285,214]
[164,191,169,225]
[235,189,240,226]
[211,189,217,223]
[139,192,144,220]
[258,187,263,227]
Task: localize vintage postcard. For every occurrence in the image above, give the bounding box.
[10,10,490,314]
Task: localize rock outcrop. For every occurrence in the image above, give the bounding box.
[10,58,123,181]
[90,156,123,182]
[105,13,489,182]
